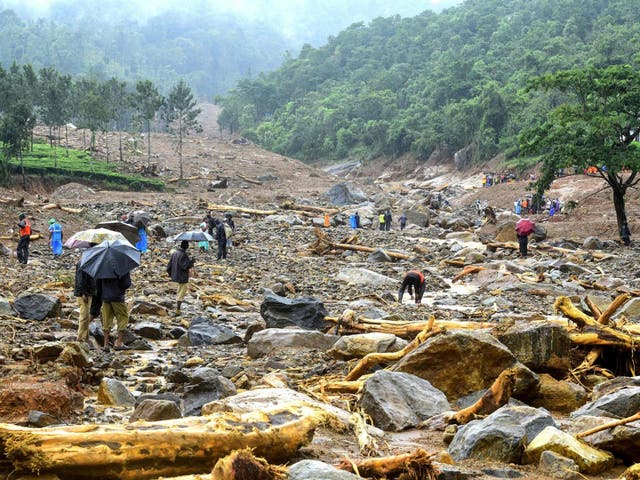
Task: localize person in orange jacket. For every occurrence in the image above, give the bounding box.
[398,270,426,304]
[17,213,31,264]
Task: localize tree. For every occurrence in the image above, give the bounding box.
[38,67,72,166]
[162,79,201,179]
[133,80,164,167]
[0,100,36,188]
[520,65,640,241]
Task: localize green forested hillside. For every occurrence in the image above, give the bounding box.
[217,0,640,164]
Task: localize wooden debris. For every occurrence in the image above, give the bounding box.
[452,265,486,283]
[0,404,326,480]
[311,227,409,259]
[207,204,278,216]
[211,449,287,480]
[576,411,640,439]
[449,367,518,425]
[345,316,442,381]
[42,203,84,214]
[281,201,339,215]
[337,448,438,479]
[350,412,380,457]
[237,174,262,185]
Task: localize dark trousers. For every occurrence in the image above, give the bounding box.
[518,234,528,257]
[17,236,30,264]
[217,242,227,260]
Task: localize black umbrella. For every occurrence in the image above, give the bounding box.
[80,239,141,279]
[132,210,151,228]
[174,231,214,242]
[95,221,140,245]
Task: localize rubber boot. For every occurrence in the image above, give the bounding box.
[103,332,110,352]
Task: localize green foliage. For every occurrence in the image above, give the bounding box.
[217,0,640,164]
[0,143,164,190]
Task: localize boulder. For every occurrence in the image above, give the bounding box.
[569,415,640,463]
[59,342,92,368]
[336,268,397,288]
[26,410,60,428]
[583,237,604,250]
[183,376,237,416]
[289,460,362,480]
[132,321,164,340]
[32,342,64,363]
[393,330,539,401]
[592,376,640,400]
[368,248,394,262]
[129,399,182,422]
[323,182,367,206]
[182,317,242,346]
[247,328,338,358]
[260,294,329,331]
[14,293,61,320]
[448,405,556,463]
[327,333,407,360]
[531,224,547,242]
[495,322,571,373]
[571,386,640,419]
[530,374,588,413]
[359,371,450,431]
[523,426,615,474]
[495,222,517,243]
[0,296,15,315]
[539,451,581,480]
[404,210,430,228]
[613,300,640,323]
[97,378,135,406]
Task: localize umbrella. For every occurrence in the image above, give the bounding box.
[132,210,151,228]
[174,231,214,242]
[64,228,128,249]
[80,239,141,279]
[516,218,536,236]
[95,221,140,245]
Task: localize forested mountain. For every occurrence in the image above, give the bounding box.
[0,0,461,99]
[217,0,640,164]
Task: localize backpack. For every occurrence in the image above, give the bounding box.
[224,223,233,239]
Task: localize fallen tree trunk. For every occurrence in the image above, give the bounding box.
[337,448,438,479]
[207,204,278,216]
[350,412,380,457]
[281,202,339,215]
[311,227,410,259]
[0,404,325,480]
[237,174,262,185]
[346,316,440,381]
[449,367,518,425]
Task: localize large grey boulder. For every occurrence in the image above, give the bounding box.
[247,328,338,358]
[183,376,237,416]
[592,376,640,400]
[97,378,135,406]
[569,415,640,463]
[132,321,164,340]
[393,330,539,401]
[571,386,640,419]
[129,399,182,422]
[14,293,61,320]
[328,333,407,360]
[260,294,329,331]
[448,405,556,463]
[0,297,15,315]
[495,322,571,373]
[336,268,397,288]
[289,460,362,480]
[182,317,242,346]
[530,374,588,414]
[323,182,367,206]
[359,371,450,431]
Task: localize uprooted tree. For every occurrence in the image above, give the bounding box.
[520,65,640,241]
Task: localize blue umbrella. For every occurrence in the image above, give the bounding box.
[80,239,141,279]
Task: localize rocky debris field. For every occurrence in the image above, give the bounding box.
[2,132,640,479]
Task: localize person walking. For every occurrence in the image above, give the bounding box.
[215,219,227,260]
[48,218,63,257]
[355,211,361,229]
[16,213,31,265]
[399,212,407,230]
[167,240,195,315]
[98,272,132,351]
[398,270,427,304]
[378,212,385,231]
[197,218,210,253]
[74,259,96,344]
[324,212,330,228]
[384,210,392,231]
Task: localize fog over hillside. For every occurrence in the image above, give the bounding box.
[0,0,464,46]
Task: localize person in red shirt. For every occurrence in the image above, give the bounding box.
[16,213,31,264]
[398,270,426,304]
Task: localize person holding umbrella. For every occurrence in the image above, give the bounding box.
[515,218,536,258]
[167,240,195,315]
[98,272,132,351]
[74,256,96,345]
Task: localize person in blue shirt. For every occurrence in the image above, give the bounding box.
[48,218,63,257]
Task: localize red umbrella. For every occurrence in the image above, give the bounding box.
[516,218,535,236]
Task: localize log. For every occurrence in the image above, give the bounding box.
[207,204,278,216]
[452,265,486,283]
[0,404,325,480]
[211,449,287,480]
[41,203,84,214]
[576,411,640,439]
[237,174,262,185]
[346,316,441,381]
[449,367,518,425]
[350,412,380,457]
[337,449,438,479]
[311,227,410,259]
[281,202,339,215]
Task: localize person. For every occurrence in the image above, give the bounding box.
[136,225,148,253]
[98,272,132,351]
[223,219,233,250]
[349,213,357,229]
[384,210,392,231]
[74,259,96,344]
[355,211,361,229]
[16,213,31,264]
[621,221,631,246]
[206,213,215,236]
[398,270,426,304]
[48,218,63,257]
[167,240,195,314]
[324,213,330,228]
[516,227,532,258]
[378,212,385,231]
[400,212,407,230]
[215,219,227,260]
[197,218,210,253]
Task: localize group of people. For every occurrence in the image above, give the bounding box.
[15,213,64,264]
[199,213,234,260]
[482,172,516,187]
[513,196,562,216]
